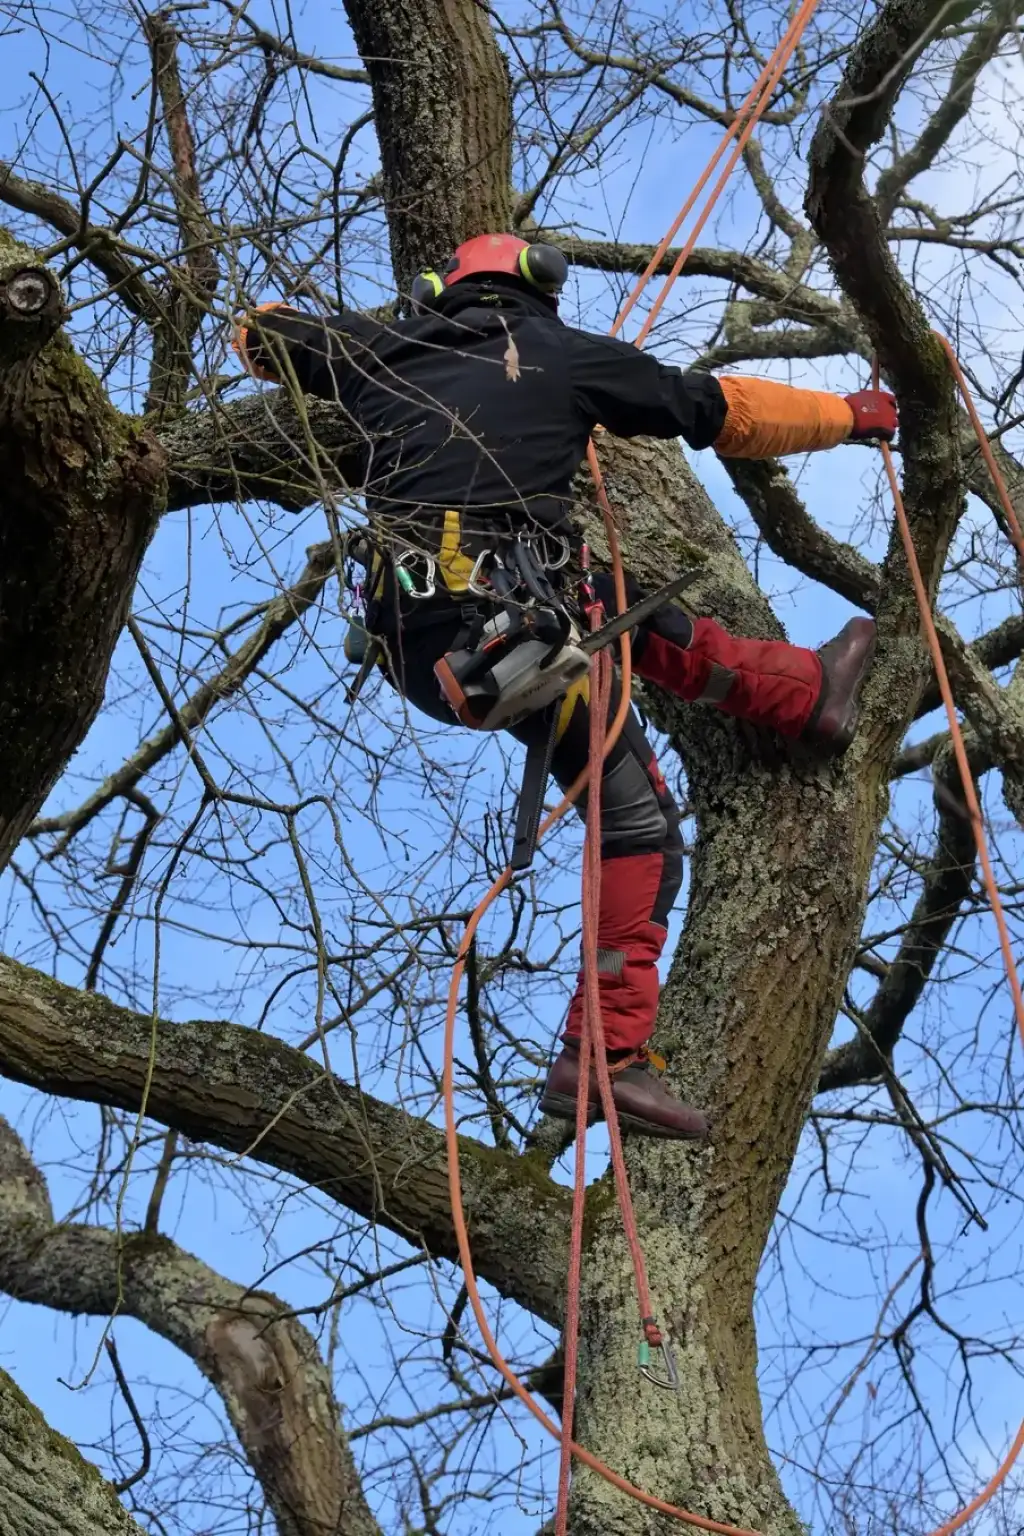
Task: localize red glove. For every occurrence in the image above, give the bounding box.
[843,388,898,443]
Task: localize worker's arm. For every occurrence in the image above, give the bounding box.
[233,302,379,396]
[568,330,897,455]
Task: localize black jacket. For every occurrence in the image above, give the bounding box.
[251,284,728,530]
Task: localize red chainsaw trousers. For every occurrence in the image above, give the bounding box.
[559,609,822,1049]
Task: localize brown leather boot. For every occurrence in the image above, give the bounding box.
[802,618,877,753]
[539,1041,709,1141]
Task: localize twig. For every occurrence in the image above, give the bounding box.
[105,1337,152,1495]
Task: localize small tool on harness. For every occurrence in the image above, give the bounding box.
[341,530,385,705]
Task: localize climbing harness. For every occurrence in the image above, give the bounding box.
[435,1,1024,1529]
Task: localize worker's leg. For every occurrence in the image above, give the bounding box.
[593,572,875,752]
[371,605,706,1139]
[513,674,707,1139]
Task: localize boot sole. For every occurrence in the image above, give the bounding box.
[540,1093,707,1141]
[539,1091,599,1126]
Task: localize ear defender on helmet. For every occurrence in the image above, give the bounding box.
[410,270,444,313]
[516,242,568,295]
[441,234,568,297]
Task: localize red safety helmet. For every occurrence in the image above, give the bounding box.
[410,233,568,312]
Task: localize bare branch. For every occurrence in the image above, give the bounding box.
[143,11,220,415]
[31,542,337,844]
[817,747,978,1092]
[0,162,159,320]
[0,955,571,1326]
[103,1339,151,1496]
[875,1,1019,222]
[0,1116,380,1536]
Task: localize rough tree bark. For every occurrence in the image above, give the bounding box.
[341,0,513,289]
[0,1367,147,1536]
[0,229,166,873]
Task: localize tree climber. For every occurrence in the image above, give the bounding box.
[234,233,896,1142]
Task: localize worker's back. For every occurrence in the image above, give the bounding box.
[241,275,731,530]
[315,286,593,529]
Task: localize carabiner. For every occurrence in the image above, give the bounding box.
[468,548,497,597]
[526,530,571,572]
[638,1335,680,1392]
[395,548,436,600]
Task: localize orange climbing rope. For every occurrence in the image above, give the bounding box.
[933,333,1024,567]
[875,348,1024,1533]
[441,9,1024,1532]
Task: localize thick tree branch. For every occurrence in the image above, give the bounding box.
[159,388,361,511]
[964,428,1024,542]
[342,0,513,287]
[0,1117,379,1536]
[934,619,1024,820]
[917,612,1024,717]
[0,956,571,1327]
[0,1367,146,1535]
[805,0,966,734]
[723,457,882,611]
[536,228,845,327]
[0,229,167,873]
[818,745,979,1092]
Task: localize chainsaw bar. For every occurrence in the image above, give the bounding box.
[579,569,701,658]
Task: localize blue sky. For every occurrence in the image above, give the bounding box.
[2,0,1024,1532]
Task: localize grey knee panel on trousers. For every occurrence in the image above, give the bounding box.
[575,752,669,851]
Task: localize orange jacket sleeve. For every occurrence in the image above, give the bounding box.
[713,376,855,458]
[232,301,303,381]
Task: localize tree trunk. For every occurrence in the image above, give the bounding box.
[342,0,513,289]
[0,230,166,872]
[0,1367,146,1536]
[564,434,909,1532]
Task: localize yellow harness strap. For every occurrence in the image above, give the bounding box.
[438,510,478,593]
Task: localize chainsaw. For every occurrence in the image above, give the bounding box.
[434,569,701,734]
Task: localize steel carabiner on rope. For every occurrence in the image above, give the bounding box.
[638,1327,679,1392]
